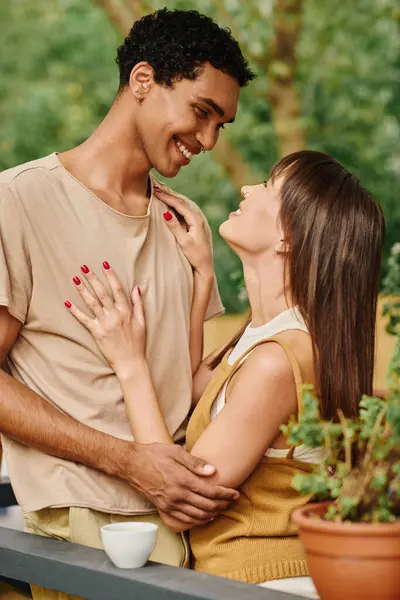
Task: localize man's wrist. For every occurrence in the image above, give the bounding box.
[98,434,133,478]
[101,434,143,490]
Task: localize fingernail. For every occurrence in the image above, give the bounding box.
[153,185,161,190]
[203,464,215,474]
[137,286,141,296]
[73,276,81,285]
[102,261,110,270]
[163,211,173,222]
[64,300,72,308]
[80,265,90,274]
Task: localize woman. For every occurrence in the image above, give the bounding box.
[64,151,385,585]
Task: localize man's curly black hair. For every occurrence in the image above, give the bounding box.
[116,8,255,89]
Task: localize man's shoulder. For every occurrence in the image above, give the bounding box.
[0,154,61,206]
[151,174,208,222]
[0,154,60,187]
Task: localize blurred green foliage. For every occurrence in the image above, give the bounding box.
[382,243,400,396]
[1,0,399,312]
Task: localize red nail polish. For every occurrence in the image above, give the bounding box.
[81,265,90,274]
[163,211,173,222]
[64,300,72,308]
[73,276,81,285]
[102,261,110,270]
[138,287,141,296]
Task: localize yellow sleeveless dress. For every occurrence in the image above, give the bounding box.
[186,332,315,583]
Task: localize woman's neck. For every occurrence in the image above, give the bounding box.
[243,257,293,328]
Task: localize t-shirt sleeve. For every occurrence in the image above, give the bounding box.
[0,183,32,323]
[205,274,225,321]
[203,218,225,321]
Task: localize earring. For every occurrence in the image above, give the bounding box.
[275,239,284,255]
[134,87,143,103]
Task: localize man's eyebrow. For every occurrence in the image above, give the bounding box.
[196,96,236,123]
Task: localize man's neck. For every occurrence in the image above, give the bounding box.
[59,97,152,217]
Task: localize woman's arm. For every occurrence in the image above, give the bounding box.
[66,272,173,446]
[118,359,172,445]
[66,269,241,530]
[190,342,298,488]
[66,268,297,531]
[119,339,298,530]
[189,272,214,376]
[192,344,226,407]
[156,187,215,377]
[154,188,229,397]
[117,355,225,532]
[155,189,222,397]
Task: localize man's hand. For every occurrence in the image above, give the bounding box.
[123,442,239,529]
[0,310,237,530]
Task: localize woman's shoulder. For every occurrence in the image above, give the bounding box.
[268,329,315,387]
[225,341,299,418]
[234,340,297,390]
[234,329,314,391]
[237,328,311,363]
[272,328,312,352]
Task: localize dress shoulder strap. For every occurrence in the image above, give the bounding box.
[228,331,312,414]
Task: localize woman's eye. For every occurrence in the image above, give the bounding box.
[195,107,209,119]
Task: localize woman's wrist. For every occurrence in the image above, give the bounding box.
[193,271,213,307]
[194,266,214,287]
[114,356,148,382]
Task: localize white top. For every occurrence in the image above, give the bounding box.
[210,308,325,464]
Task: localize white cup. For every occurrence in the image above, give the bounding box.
[101,522,158,569]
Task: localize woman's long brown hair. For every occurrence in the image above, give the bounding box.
[210,151,385,420]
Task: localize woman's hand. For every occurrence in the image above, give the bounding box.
[64,262,145,378]
[155,186,214,279]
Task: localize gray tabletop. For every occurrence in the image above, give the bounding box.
[0,526,307,600]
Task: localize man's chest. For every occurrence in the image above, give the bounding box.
[24,201,194,341]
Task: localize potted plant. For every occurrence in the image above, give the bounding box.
[283,245,400,600]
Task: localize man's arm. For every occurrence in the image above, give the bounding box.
[0,307,238,522]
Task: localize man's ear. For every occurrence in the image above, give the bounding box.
[128,62,155,102]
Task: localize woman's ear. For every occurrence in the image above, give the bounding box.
[274,239,290,255]
[274,239,284,255]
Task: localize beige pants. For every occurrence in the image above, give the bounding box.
[0,581,31,599]
[24,507,189,600]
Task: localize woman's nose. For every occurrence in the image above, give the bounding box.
[241,186,251,198]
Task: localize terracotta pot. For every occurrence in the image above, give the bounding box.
[292,502,400,600]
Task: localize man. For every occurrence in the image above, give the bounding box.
[0,7,255,592]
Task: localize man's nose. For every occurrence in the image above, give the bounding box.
[195,127,218,152]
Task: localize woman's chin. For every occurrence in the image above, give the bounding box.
[219,220,240,254]
[219,217,241,254]
[219,219,231,241]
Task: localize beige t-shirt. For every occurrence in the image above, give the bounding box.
[0,153,224,514]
